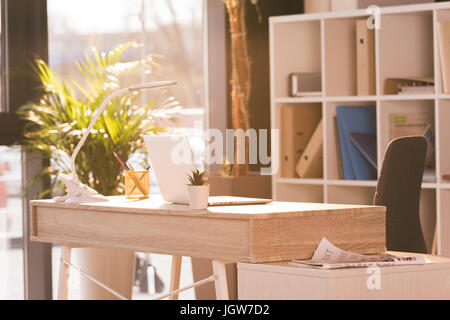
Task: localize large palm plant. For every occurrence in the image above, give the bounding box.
[18,42,178,197]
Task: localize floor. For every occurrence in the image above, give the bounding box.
[0,247,196,300]
[50,247,196,300]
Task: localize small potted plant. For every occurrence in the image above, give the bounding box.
[186,169,209,209]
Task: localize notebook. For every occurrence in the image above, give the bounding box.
[348,132,377,171]
[336,106,377,180]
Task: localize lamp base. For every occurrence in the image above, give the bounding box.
[54,173,109,203]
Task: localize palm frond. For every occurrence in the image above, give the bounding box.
[18,42,180,196]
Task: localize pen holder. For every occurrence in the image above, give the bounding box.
[124,170,150,199]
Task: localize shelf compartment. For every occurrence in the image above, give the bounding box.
[380,94,436,101]
[275,96,379,103]
[327,185,375,205]
[379,100,436,181]
[438,99,450,182]
[326,95,377,102]
[277,178,324,185]
[324,16,375,97]
[324,100,377,181]
[271,20,322,99]
[378,12,434,95]
[327,179,377,187]
[420,189,437,254]
[274,97,323,104]
[440,189,450,256]
[278,103,323,179]
[275,183,324,203]
[436,9,450,95]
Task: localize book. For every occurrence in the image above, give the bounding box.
[439,21,450,94]
[398,85,435,95]
[348,132,377,171]
[336,106,377,180]
[389,113,435,169]
[336,109,355,180]
[384,77,434,95]
[422,124,435,169]
[334,117,344,179]
[356,19,376,96]
[295,119,323,178]
[281,105,322,178]
[423,168,436,183]
[389,113,432,140]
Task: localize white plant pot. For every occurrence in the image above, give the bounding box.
[187,185,210,210]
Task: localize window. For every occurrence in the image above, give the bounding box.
[47,0,204,299]
[0,146,23,299]
[48,0,204,121]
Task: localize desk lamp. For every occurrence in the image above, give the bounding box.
[54,80,177,203]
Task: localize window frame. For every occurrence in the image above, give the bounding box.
[0,0,52,300]
[2,0,226,300]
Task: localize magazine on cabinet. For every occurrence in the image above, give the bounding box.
[290,237,427,269]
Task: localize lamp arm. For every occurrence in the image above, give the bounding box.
[70,87,129,182]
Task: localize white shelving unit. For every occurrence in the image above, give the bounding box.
[269,2,450,256]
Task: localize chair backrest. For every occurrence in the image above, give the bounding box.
[373,136,428,253]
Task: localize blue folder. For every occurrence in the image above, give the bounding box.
[336,106,377,180]
[348,132,377,171]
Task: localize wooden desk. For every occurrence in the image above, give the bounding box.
[30,196,386,300]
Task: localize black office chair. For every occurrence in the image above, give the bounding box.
[373,136,428,253]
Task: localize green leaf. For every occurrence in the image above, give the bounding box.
[17,42,180,197]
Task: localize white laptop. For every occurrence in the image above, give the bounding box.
[143,135,272,206]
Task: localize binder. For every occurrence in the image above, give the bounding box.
[336,106,377,180]
[281,105,322,178]
[348,132,377,171]
[438,21,450,94]
[296,119,323,178]
[336,108,355,180]
[356,19,376,96]
[334,117,344,179]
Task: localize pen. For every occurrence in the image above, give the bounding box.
[113,151,146,196]
[113,151,130,171]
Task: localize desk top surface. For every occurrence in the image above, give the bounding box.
[31,195,385,220]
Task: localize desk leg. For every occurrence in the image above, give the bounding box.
[169,255,182,300]
[58,246,72,300]
[212,260,229,300]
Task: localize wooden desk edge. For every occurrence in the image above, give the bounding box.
[29,199,386,220]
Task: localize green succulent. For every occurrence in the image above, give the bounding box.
[187,169,208,186]
[18,42,179,197]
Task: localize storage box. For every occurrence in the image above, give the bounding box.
[238,253,450,299]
